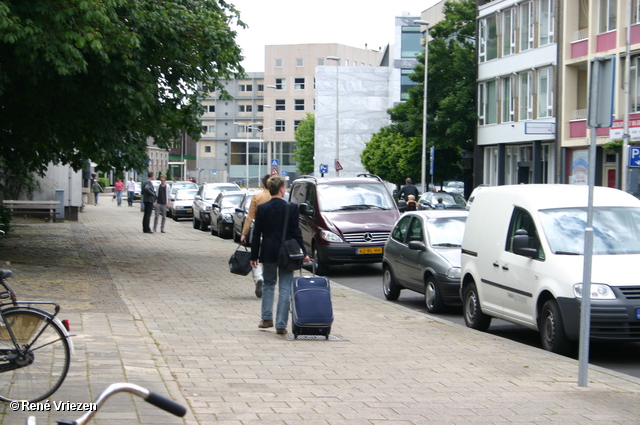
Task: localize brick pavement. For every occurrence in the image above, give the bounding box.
[1,197,640,424]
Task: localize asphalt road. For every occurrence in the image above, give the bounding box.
[316,262,640,380]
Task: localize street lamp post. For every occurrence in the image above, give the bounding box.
[327,56,340,176]
[266,85,277,174]
[414,20,430,194]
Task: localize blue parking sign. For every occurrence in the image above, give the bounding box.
[630,147,640,168]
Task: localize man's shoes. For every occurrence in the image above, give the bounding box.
[276,328,287,335]
[255,278,263,298]
[258,320,273,328]
[143,230,153,234]
[161,230,165,233]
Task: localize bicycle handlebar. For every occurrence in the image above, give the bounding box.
[26,383,187,425]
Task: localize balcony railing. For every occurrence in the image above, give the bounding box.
[572,28,589,42]
[570,109,587,121]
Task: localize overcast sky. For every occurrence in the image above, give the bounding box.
[229,0,439,72]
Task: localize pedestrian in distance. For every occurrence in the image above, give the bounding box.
[114,178,124,207]
[398,177,419,201]
[91,179,103,206]
[126,177,136,207]
[153,175,171,233]
[141,172,157,234]
[435,197,445,209]
[241,174,272,298]
[250,176,310,335]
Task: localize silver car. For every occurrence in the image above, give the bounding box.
[382,210,468,314]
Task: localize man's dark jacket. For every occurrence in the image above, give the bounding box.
[250,198,306,263]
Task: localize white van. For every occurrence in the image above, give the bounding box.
[460,184,640,354]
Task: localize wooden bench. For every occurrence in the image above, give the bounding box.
[3,200,61,222]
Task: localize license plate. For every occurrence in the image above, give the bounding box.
[187,210,192,213]
[356,247,383,255]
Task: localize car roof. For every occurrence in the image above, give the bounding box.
[293,175,384,185]
[404,210,469,219]
[475,184,640,210]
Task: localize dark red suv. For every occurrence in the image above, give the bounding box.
[289,174,400,274]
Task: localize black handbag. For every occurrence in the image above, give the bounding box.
[229,245,252,276]
[277,203,305,271]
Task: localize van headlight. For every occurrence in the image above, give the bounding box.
[320,230,343,243]
[446,267,461,279]
[573,283,616,300]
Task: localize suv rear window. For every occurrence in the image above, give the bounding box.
[318,183,395,212]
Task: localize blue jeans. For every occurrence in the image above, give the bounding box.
[261,263,293,329]
[116,190,123,206]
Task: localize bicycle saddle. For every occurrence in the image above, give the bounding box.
[0,270,12,279]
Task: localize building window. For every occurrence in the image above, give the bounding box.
[258,105,264,112]
[239,105,252,113]
[519,2,534,52]
[519,71,533,120]
[206,105,215,113]
[257,84,264,91]
[537,67,554,118]
[539,0,554,45]
[634,0,640,23]
[479,15,498,62]
[294,120,302,131]
[599,0,617,33]
[204,145,212,153]
[317,58,325,66]
[275,119,285,132]
[401,69,418,100]
[501,75,515,123]
[294,78,305,90]
[275,78,286,90]
[401,25,422,58]
[502,8,516,56]
[478,80,497,125]
[201,125,214,134]
[296,58,304,67]
[294,99,304,111]
[631,57,640,112]
[239,84,253,92]
[275,99,285,111]
[275,58,283,68]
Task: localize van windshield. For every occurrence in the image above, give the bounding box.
[318,183,395,212]
[538,207,640,255]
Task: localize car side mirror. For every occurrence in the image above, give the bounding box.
[212,203,219,208]
[299,203,313,216]
[235,207,243,213]
[408,241,427,252]
[397,199,407,213]
[513,229,537,258]
[194,195,202,201]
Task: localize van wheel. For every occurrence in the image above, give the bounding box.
[199,216,208,231]
[539,300,573,355]
[312,244,328,275]
[463,282,491,331]
[193,216,200,229]
[382,265,401,300]
[425,276,444,314]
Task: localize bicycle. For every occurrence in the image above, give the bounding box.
[25,383,187,424]
[0,270,74,402]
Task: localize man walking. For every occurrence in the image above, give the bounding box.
[398,177,419,201]
[240,174,272,298]
[250,176,309,335]
[142,172,157,234]
[126,177,136,207]
[153,175,171,233]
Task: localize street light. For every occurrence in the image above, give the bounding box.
[327,56,340,176]
[265,86,277,171]
[414,20,430,194]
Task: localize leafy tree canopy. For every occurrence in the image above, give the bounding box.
[361,0,477,187]
[0,0,245,176]
[292,113,314,175]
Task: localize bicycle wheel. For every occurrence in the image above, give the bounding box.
[0,308,70,402]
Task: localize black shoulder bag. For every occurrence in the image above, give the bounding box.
[277,202,305,271]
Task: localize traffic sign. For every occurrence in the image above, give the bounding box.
[629,147,640,168]
[271,159,279,166]
[271,167,278,175]
[335,160,343,171]
[319,164,329,174]
[282,170,288,175]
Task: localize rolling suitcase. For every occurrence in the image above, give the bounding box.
[290,271,333,339]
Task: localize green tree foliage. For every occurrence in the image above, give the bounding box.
[293,113,315,175]
[0,0,245,177]
[361,0,477,186]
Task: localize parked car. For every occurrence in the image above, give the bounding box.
[465,184,489,210]
[169,181,198,201]
[383,210,468,313]
[444,181,464,195]
[233,191,256,243]
[192,183,241,231]
[169,189,198,220]
[133,182,141,202]
[289,174,400,274]
[461,184,640,354]
[210,190,247,238]
[418,191,467,210]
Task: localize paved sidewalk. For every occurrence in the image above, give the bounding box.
[1,198,640,424]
